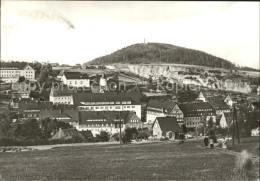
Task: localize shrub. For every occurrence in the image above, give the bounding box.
[96,131,110,142]
[233,150,254,180]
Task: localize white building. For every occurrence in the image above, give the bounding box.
[76,111,142,136]
[224,95,233,107]
[0,62,35,83]
[49,86,74,105]
[73,92,142,119]
[62,72,90,87]
[196,92,206,102]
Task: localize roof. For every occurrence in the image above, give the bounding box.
[147,99,176,114]
[210,101,230,110]
[50,85,75,96]
[19,101,53,111]
[153,117,180,132]
[0,62,29,70]
[73,92,141,106]
[64,72,89,79]
[40,109,79,122]
[79,111,138,125]
[179,102,214,115]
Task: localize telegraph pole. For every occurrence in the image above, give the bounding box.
[234,106,240,144]
[119,111,122,148]
[232,105,235,146]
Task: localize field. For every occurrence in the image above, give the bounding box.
[1,139,255,180]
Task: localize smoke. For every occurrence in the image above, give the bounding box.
[18,10,75,29]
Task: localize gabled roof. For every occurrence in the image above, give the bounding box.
[50,85,75,96]
[153,117,180,132]
[147,99,175,114]
[210,101,230,110]
[73,92,141,106]
[179,102,214,115]
[40,109,79,122]
[19,101,53,111]
[0,62,29,70]
[64,72,89,79]
[79,111,138,125]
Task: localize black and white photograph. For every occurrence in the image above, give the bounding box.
[0,1,259,180]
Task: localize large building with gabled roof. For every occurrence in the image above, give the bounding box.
[0,62,35,83]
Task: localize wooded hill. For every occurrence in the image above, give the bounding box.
[86,43,236,69]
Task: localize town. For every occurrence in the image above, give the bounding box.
[0,61,259,144]
[1,1,259,180]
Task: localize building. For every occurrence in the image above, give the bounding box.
[0,62,35,83]
[179,102,216,128]
[18,100,53,120]
[76,111,141,135]
[216,113,230,128]
[40,108,79,127]
[49,86,74,105]
[210,101,231,115]
[169,104,184,125]
[196,92,206,102]
[146,99,175,124]
[152,117,180,139]
[224,95,233,107]
[52,128,85,140]
[73,92,142,119]
[62,72,90,87]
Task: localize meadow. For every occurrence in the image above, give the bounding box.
[0,140,245,180]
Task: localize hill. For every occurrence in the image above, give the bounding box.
[86,43,236,69]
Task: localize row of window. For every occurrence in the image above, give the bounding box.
[82,101,132,105]
[80,105,136,110]
[187,112,213,116]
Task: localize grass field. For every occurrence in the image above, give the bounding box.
[0,140,257,180]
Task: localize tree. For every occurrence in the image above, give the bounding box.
[80,130,93,141]
[18,76,25,83]
[15,119,43,140]
[96,131,110,142]
[0,112,13,139]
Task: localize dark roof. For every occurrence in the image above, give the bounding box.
[154,117,180,132]
[179,102,214,115]
[210,101,230,110]
[19,101,53,111]
[50,85,75,96]
[147,99,175,114]
[0,62,29,70]
[64,72,89,79]
[73,92,141,106]
[79,111,137,125]
[40,109,79,122]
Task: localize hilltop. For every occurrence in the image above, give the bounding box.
[86,43,236,69]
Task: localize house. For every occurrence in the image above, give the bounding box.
[10,98,39,109]
[146,99,176,124]
[52,128,85,140]
[0,62,35,83]
[210,101,231,115]
[224,95,233,107]
[40,108,79,127]
[179,102,216,128]
[62,72,90,87]
[152,117,180,139]
[196,92,206,102]
[49,86,74,105]
[216,113,231,128]
[18,100,53,120]
[73,92,142,119]
[169,104,184,125]
[76,111,141,135]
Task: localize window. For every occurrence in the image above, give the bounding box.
[132,106,135,108]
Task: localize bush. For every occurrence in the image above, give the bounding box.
[96,131,110,142]
[111,133,120,142]
[234,150,254,180]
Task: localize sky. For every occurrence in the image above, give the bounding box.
[1,1,259,68]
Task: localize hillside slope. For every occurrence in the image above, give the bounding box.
[86,43,235,69]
